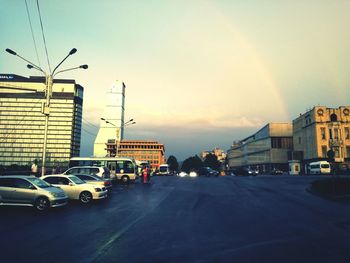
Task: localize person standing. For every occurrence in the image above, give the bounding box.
[31,160,38,176]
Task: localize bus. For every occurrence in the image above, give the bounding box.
[158,164,170,175]
[309,161,331,175]
[69,157,138,183]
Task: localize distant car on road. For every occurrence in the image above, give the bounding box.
[42,175,108,204]
[0,176,68,211]
[178,171,188,177]
[197,167,219,177]
[271,169,284,175]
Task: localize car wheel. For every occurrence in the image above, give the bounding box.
[121,175,130,184]
[79,191,92,204]
[35,197,49,211]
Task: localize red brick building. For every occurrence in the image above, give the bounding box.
[106,140,166,169]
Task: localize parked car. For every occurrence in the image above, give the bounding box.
[0,176,68,211]
[41,175,108,204]
[231,168,258,176]
[74,174,113,191]
[62,166,111,180]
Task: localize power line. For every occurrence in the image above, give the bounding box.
[82,117,100,129]
[24,0,41,68]
[81,127,97,137]
[36,0,51,73]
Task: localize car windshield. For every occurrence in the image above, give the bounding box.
[69,176,85,185]
[27,177,51,188]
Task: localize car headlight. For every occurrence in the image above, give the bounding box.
[50,192,60,198]
[189,171,197,177]
[94,188,102,192]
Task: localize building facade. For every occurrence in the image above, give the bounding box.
[94,80,126,157]
[0,74,83,170]
[293,106,350,170]
[227,123,293,173]
[106,140,165,169]
[200,148,226,162]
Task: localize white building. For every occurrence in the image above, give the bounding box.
[93,81,125,157]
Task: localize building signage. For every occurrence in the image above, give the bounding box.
[0,75,14,80]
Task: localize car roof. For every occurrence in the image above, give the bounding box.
[0,175,37,179]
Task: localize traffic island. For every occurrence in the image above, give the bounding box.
[308,177,350,202]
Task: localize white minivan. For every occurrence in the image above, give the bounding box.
[309,161,331,175]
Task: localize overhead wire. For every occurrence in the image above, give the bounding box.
[36,0,51,73]
[24,0,41,68]
[82,117,100,129]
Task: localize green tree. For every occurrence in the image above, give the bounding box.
[204,153,221,171]
[181,155,203,173]
[167,155,179,172]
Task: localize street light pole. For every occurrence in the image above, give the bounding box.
[100,118,136,157]
[5,48,87,176]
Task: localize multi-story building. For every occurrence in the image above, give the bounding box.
[227,123,293,173]
[0,74,83,170]
[293,106,350,170]
[200,148,226,162]
[106,140,165,169]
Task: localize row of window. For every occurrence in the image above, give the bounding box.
[320,127,350,140]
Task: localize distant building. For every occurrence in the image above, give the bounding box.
[293,106,350,171]
[94,81,125,157]
[0,74,83,169]
[106,140,166,169]
[200,148,226,162]
[227,123,293,173]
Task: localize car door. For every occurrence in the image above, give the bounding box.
[11,178,37,204]
[44,177,75,199]
[0,178,15,203]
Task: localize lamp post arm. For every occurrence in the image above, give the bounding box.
[53,65,88,77]
[52,53,71,75]
[15,54,45,75]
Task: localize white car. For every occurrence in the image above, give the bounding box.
[62,166,111,180]
[41,175,108,204]
[178,171,188,177]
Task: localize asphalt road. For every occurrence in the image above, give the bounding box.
[1,175,350,263]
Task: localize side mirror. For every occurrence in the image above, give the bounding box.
[120,169,124,174]
[69,182,73,186]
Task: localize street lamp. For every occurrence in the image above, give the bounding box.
[6,48,88,176]
[100,118,136,156]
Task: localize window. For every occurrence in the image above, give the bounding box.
[334,147,340,158]
[322,146,327,158]
[329,129,333,139]
[320,127,326,140]
[0,178,12,187]
[13,179,34,189]
[347,147,350,158]
[334,128,339,140]
[345,127,350,140]
[330,113,338,122]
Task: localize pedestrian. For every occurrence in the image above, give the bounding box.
[31,159,38,176]
[143,167,148,184]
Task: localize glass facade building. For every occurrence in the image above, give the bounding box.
[0,74,83,170]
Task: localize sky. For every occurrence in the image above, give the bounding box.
[1,0,350,161]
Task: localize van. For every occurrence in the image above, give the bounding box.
[309,161,331,175]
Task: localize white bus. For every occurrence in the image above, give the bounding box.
[69,157,138,183]
[158,164,170,175]
[309,161,331,175]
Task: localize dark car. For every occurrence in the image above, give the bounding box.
[231,168,258,176]
[197,167,219,177]
[271,169,283,175]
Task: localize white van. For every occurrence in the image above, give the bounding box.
[309,161,331,175]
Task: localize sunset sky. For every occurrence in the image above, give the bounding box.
[1,0,350,160]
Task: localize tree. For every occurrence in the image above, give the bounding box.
[204,153,221,171]
[167,155,179,172]
[181,155,203,173]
